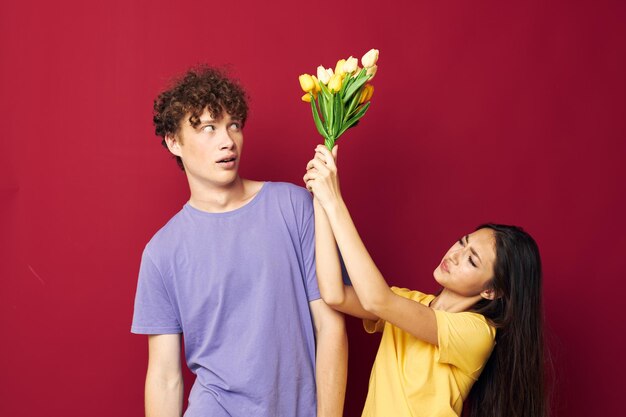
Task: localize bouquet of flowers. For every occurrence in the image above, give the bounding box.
[299,48,379,150]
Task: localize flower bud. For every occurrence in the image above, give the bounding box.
[342,56,358,73]
[366,84,374,101]
[361,48,379,68]
[301,93,312,103]
[366,64,378,80]
[299,74,316,93]
[317,66,331,84]
[312,75,321,93]
[335,59,346,76]
[359,84,374,104]
[328,73,343,93]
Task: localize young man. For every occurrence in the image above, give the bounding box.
[131,67,347,417]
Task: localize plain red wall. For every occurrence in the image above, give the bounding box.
[1,0,625,415]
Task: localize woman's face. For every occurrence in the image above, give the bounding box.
[434,228,497,299]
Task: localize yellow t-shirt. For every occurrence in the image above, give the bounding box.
[361,287,496,417]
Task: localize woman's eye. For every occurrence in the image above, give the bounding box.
[202,125,215,132]
[229,122,241,130]
[469,256,477,267]
[458,238,465,246]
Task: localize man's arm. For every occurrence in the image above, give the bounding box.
[309,299,348,417]
[145,334,184,417]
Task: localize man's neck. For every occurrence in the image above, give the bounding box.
[188,176,258,213]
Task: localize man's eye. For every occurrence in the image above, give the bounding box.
[229,122,241,130]
[202,125,215,132]
[458,238,465,246]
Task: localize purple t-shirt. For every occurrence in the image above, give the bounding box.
[131,182,320,417]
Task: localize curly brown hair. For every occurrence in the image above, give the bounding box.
[153,65,249,170]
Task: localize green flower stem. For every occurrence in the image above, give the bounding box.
[309,70,374,151]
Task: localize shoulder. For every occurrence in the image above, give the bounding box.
[434,309,496,341]
[434,309,496,373]
[267,181,312,200]
[265,181,313,211]
[144,207,187,259]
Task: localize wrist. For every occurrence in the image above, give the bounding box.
[325,198,347,222]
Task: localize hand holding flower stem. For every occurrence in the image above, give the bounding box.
[304,145,342,211]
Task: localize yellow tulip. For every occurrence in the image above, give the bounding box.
[359,84,374,103]
[312,75,321,93]
[335,59,346,76]
[301,93,312,103]
[366,64,378,80]
[361,48,379,68]
[328,73,343,93]
[342,56,358,73]
[299,74,316,93]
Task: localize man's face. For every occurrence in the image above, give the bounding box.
[167,108,244,189]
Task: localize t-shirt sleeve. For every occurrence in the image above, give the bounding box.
[363,318,386,333]
[131,249,182,334]
[362,287,414,333]
[434,309,496,378]
[300,197,321,302]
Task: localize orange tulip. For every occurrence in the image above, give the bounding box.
[359,84,374,103]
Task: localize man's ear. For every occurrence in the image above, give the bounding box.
[165,134,182,157]
[480,287,497,301]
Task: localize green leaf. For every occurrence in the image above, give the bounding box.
[318,84,333,133]
[334,92,344,138]
[325,137,335,151]
[318,91,328,124]
[310,95,327,138]
[343,69,370,103]
[337,102,370,138]
[343,87,363,123]
[319,82,330,96]
[327,93,334,136]
[339,72,355,96]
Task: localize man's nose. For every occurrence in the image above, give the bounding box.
[218,129,235,150]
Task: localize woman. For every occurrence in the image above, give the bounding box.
[303,145,547,417]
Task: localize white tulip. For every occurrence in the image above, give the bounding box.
[361,48,379,68]
[317,65,331,84]
[342,56,358,73]
[366,64,378,80]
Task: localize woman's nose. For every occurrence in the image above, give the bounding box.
[449,248,462,264]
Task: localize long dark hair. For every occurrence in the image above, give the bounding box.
[467,224,548,417]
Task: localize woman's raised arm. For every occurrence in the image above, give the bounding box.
[306,145,438,345]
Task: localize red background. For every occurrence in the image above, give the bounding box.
[1,0,625,415]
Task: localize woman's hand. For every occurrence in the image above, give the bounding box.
[303,145,342,211]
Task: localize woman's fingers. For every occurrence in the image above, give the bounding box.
[303,171,317,191]
[315,145,337,170]
[307,157,330,174]
[331,145,338,163]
